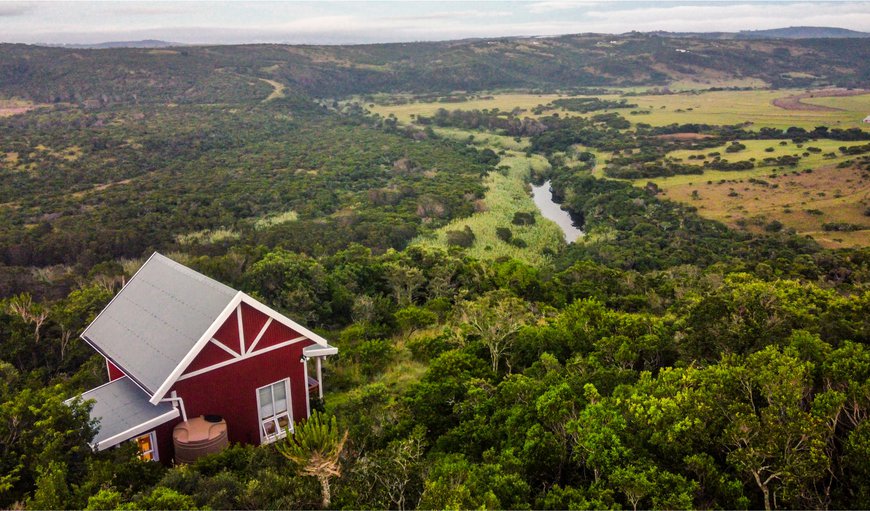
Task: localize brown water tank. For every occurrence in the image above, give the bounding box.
[173,415,228,464]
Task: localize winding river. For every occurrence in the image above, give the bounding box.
[531,180,585,243]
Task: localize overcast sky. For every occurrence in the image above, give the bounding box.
[1,1,869,45]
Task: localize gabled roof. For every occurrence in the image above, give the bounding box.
[82,253,239,394]
[76,376,179,450]
[82,252,336,404]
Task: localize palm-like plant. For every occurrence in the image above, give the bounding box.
[276,411,349,509]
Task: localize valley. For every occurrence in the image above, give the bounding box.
[0,30,868,511]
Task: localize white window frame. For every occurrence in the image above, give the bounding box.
[134,431,159,462]
[256,378,293,444]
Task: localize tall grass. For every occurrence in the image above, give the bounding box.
[254,209,298,229]
[413,151,565,267]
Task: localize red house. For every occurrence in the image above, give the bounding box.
[72,252,337,463]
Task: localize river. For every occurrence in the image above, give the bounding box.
[531,180,585,243]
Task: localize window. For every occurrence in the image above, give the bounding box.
[257,379,292,443]
[135,431,158,461]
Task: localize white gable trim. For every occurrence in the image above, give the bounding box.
[175,335,308,381]
[240,293,330,347]
[210,338,241,358]
[149,292,333,405]
[246,317,274,355]
[149,291,244,404]
[237,306,245,355]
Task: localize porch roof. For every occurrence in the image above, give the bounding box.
[76,376,179,450]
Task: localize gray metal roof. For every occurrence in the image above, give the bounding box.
[80,376,178,450]
[82,252,238,394]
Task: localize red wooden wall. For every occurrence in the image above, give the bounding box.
[168,303,315,446]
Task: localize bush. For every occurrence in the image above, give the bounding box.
[512,212,536,225]
[495,227,513,242]
[348,339,396,376]
[395,306,438,333]
[822,222,863,232]
[408,330,455,362]
[765,220,784,232]
[446,226,476,248]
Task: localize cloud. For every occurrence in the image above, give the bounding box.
[527,1,601,14]
[582,2,870,33]
[110,4,196,17]
[382,10,513,22]
[0,2,33,17]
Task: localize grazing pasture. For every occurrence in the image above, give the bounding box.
[368,93,565,123]
[372,89,870,130]
[656,164,870,248]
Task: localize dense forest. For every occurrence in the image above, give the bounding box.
[0,35,869,510]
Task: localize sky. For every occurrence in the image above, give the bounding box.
[1,1,869,45]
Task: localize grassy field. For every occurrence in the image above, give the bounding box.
[657,164,869,248]
[801,93,870,113]
[0,99,39,117]
[631,139,870,247]
[641,139,870,186]
[618,90,868,130]
[432,127,530,151]
[372,89,870,130]
[369,94,563,123]
[412,151,566,266]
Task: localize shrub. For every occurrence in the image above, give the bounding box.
[408,330,455,362]
[446,226,476,247]
[512,212,536,225]
[395,305,438,333]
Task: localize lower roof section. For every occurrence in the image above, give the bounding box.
[78,376,179,450]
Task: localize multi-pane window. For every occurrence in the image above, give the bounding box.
[257,379,292,442]
[135,431,158,461]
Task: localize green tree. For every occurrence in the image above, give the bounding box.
[276,411,349,509]
[458,290,534,373]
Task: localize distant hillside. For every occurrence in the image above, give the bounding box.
[2,32,870,105]
[737,26,870,39]
[49,40,183,49]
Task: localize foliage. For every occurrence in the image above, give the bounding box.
[276,411,349,508]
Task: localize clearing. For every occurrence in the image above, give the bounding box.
[0,99,41,117]
[657,164,869,249]
[259,78,287,101]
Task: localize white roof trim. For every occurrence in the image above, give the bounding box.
[93,408,180,451]
[176,335,307,381]
[148,291,335,404]
[149,291,244,404]
[240,293,330,347]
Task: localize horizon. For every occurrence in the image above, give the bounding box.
[2,1,870,46]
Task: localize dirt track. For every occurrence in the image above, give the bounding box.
[0,106,34,117]
[772,88,869,111]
